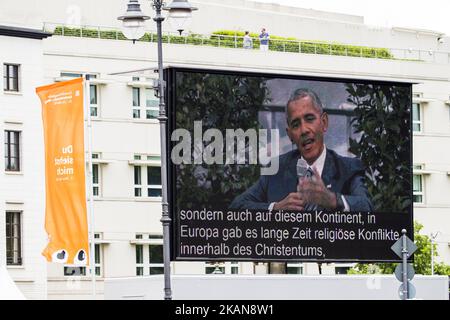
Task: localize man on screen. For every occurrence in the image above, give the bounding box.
[230,88,373,212]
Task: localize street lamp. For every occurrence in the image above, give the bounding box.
[117,0,150,43]
[164,0,198,35]
[118,0,197,300]
[430,231,440,276]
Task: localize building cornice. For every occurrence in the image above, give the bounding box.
[392,27,445,37]
[0,25,52,40]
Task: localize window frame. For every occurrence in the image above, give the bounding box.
[334,263,355,275]
[94,242,102,277]
[335,266,351,274]
[64,233,102,277]
[135,234,164,276]
[146,166,162,198]
[134,165,142,197]
[286,262,303,274]
[64,266,87,276]
[204,261,240,274]
[132,87,141,119]
[413,164,425,205]
[60,72,99,117]
[145,88,159,119]
[133,155,162,199]
[3,63,20,92]
[5,211,22,266]
[412,102,422,133]
[4,130,21,172]
[136,244,144,276]
[148,244,164,275]
[131,82,159,120]
[89,82,99,117]
[92,153,101,197]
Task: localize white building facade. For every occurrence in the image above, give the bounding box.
[0,25,51,299]
[1,0,449,299]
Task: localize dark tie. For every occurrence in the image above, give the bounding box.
[306,167,314,179]
[304,167,317,211]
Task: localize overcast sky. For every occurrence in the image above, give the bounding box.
[255,0,450,35]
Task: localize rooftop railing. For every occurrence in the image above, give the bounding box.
[43,22,450,63]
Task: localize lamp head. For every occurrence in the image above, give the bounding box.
[163,0,198,35]
[118,0,150,42]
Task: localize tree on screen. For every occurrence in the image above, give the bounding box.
[174,72,270,209]
[346,83,411,212]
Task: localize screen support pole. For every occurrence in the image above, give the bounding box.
[154,0,172,300]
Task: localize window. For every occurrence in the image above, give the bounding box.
[136,244,144,276]
[147,166,162,197]
[6,211,22,265]
[90,82,98,117]
[287,262,303,274]
[135,233,144,275]
[133,87,141,118]
[92,165,99,196]
[3,64,19,92]
[334,263,355,274]
[205,262,224,274]
[131,80,158,120]
[61,72,83,78]
[4,130,20,172]
[412,103,422,132]
[205,262,239,274]
[64,234,102,277]
[149,245,164,274]
[413,165,424,204]
[146,88,159,119]
[60,72,98,117]
[134,166,142,197]
[135,234,163,276]
[335,266,351,274]
[133,155,162,198]
[92,153,100,196]
[64,266,86,276]
[94,243,101,276]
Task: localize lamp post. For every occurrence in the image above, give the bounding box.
[118,0,197,300]
[430,231,440,276]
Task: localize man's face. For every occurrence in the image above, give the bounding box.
[286,96,328,165]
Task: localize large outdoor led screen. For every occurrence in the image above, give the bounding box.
[167,67,413,262]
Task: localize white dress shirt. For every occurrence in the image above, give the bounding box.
[268,146,350,211]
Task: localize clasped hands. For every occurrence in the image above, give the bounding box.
[273,167,337,211]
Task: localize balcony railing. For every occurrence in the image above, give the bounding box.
[43,22,450,63]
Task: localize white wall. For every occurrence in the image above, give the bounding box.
[2,0,450,300]
[1,0,448,50]
[0,35,47,299]
[105,275,449,300]
[42,35,170,295]
[42,33,450,279]
[412,81,450,263]
[43,36,450,81]
[0,0,363,33]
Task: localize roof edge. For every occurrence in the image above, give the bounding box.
[0,25,52,40]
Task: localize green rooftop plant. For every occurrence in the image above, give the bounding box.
[213,30,394,59]
[50,25,396,60]
[81,28,99,38]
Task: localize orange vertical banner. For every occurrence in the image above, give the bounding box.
[36,78,89,265]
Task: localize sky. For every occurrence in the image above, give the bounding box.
[255,0,450,35]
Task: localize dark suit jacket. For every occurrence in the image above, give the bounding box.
[229,148,373,212]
